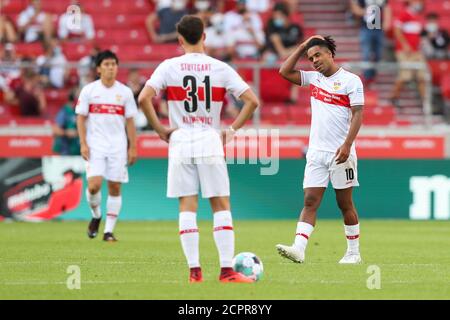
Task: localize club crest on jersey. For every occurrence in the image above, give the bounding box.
[312,86,319,98]
[333,81,341,91]
[116,94,122,103]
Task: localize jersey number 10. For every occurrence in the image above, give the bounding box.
[183,76,211,113]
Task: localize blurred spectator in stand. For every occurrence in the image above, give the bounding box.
[58,0,95,42]
[263,2,303,103]
[4,69,46,116]
[193,0,214,25]
[78,46,101,88]
[0,43,21,83]
[264,2,303,61]
[284,0,299,15]
[0,1,18,43]
[146,0,189,43]
[349,0,391,86]
[224,0,265,60]
[244,0,271,13]
[52,89,80,155]
[128,69,152,131]
[205,13,232,61]
[17,0,54,43]
[421,12,449,59]
[389,0,426,106]
[36,38,68,89]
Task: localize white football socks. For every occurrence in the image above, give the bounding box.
[213,211,234,268]
[104,195,122,234]
[179,212,200,268]
[294,222,314,251]
[86,189,101,219]
[344,224,360,254]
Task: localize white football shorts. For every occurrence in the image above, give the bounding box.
[85,149,129,183]
[167,156,230,198]
[303,149,359,189]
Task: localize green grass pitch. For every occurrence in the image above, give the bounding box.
[0,220,449,300]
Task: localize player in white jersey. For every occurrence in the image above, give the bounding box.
[139,15,259,283]
[276,36,364,264]
[76,50,138,242]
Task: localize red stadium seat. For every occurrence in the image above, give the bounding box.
[95,29,149,45]
[288,106,311,125]
[111,43,182,61]
[428,60,450,85]
[2,0,27,15]
[441,75,450,99]
[62,42,94,61]
[260,69,292,103]
[93,14,147,29]
[14,43,44,58]
[362,106,396,125]
[261,104,289,125]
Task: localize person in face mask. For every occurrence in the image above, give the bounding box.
[264,2,303,60]
[421,13,449,59]
[146,0,188,43]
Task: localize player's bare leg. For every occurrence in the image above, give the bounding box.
[335,187,362,264]
[210,197,253,283]
[179,196,202,283]
[103,181,122,242]
[86,176,103,239]
[277,187,326,263]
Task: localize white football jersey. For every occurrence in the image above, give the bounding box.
[75,80,138,154]
[146,53,249,158]
[300,68,364,156]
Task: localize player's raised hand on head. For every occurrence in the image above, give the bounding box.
[128,147,137,166]
[80,143,89,161]
[335,143,351,164]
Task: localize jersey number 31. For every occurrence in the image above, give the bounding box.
[183,75,211,113]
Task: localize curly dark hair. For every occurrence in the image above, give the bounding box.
[304,36,337,58]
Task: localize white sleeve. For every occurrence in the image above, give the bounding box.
[347,76,365,107]
[125,88,138,119]
[17,11,29,28]
[84,15,95,40]
[75,86,90,116]
[145,61,168,95]
[300,71,316,87]
[58,15,68,39]
[224,64,250,99]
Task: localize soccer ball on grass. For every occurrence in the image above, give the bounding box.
[232,252,263,281]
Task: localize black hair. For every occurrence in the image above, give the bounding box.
[95,50,119,67]
[176,15,204,45]
[273,2,290,16]
[304,36,337,58]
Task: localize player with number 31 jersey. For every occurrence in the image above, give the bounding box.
[139,15,259,284]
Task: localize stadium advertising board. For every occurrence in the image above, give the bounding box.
[0,157,84,221]
[2,158,447,221]
[0,135,446,158]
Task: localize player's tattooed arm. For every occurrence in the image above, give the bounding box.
[126,117,138,166]
[77,115,89,160]
[279,35,324,85]
[138,86,176,143]
[335,105,363,164]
